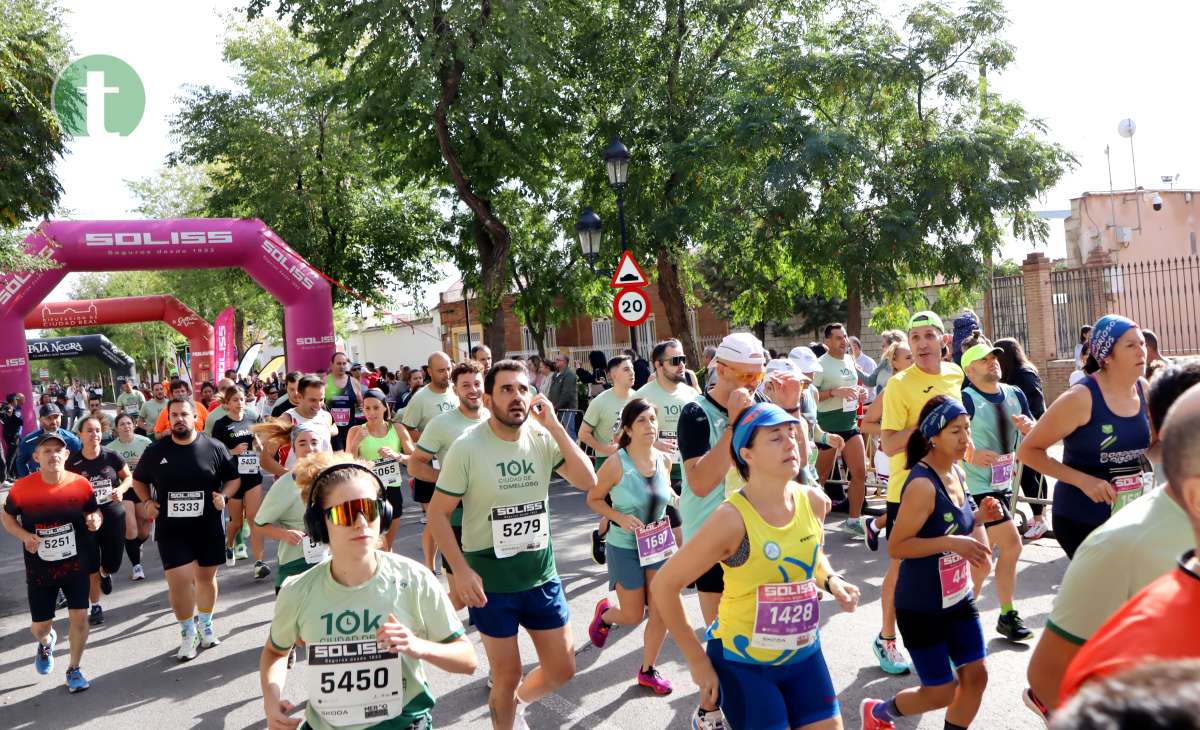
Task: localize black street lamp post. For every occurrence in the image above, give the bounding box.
[579,137,640,351]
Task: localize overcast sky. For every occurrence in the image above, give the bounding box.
[50,0,1198,303]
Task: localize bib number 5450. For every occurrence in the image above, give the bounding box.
[320,667,389,694]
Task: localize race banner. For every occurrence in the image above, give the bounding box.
[213,307,238,378]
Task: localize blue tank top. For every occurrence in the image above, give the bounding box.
[1055,375,1150,526]
[895,462,977,614]
[606,449,671,550]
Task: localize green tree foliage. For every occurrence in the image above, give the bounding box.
[0,0,75,272]
[247,0,584,356]
[169,19,449,313]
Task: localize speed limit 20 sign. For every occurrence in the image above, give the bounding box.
[613,287,651,327]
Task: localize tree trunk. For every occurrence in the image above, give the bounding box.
[846,285,863,337]
[234,307,246,358]
[754,321,767,343]
[655,246,700,365]
[472,217,509,356]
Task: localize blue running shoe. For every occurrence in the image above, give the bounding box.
[872,635,911,675]
[66,666,90,693]
[35,629,56,675]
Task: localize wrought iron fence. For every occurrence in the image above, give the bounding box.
[1050,256,1200,359]
[988,275,1028,353]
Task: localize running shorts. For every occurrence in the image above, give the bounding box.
[606,544,666,591]
[706,638,840,729]
[689,561,725,594]
[896,600,986,687]
[467,579,570,638]
[28,572,90,622]
[816,428,862,451]
[90,506,126,575]
[384,486,405,519]
[440,525,463,575]
[412,478,435,505]
[157,527,226,570]
[973,489,1014,528]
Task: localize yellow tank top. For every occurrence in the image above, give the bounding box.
[711,483,824,666]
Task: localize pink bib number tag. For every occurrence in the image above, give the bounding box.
[938,553,971,609]
[1111,474,1147,515]
[331,407,351,426]
[634,519,677,566]
[751,581,819,650]
[990,453,1015,488]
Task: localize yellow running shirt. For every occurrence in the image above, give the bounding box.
[880,362,963,503]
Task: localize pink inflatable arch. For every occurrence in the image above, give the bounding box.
[24,295,215,384]
[0,219,335,432]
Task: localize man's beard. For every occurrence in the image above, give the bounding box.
[461,399,481,414]
[171,424,194,439]
[495,405,527,428]
[665,370,685,384]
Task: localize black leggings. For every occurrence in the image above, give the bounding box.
[1054,514,1101,560]
[1019,465,1046,517]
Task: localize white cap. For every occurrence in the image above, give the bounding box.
[788,346,823,374]
[765,359,799,375]
[715,332,765,366]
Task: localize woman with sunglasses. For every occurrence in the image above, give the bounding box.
[655,402,861,730]
[861,396,1002,730]
[585,397,677,695]
[113,413,154,580]
[346,389,407,552]
[261,452,477,730]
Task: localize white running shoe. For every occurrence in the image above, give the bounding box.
[1023,520,1049,541]
[177,630,200,661]
[692,706,727,729]
[512,702,530,730]
[234,543,249,560]
[200,621,220,649]
[131,564,146,581]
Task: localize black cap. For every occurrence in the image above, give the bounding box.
[36,431,67,448]
[38,404,62,418]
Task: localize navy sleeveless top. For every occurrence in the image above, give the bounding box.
[1054,375,1150,526]
[895,462,977,614]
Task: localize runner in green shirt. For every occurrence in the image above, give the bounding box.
[634,339,700,488]
[409,360,489,610]
[428,361,596,730]
[262,453,476,730]
[401,352,459,529]
[112,413,154,580]
[138,382,168,435]
[810,322,870,533]
[578,354,637,565]
[116,381,145,415]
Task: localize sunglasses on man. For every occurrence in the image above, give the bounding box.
[661,355,687,367]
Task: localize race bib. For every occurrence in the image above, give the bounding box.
[331,407,351,426]
[490,501,549,558]
[237,454,260,475]
[167,491,205,518]
[303,535,330,564]
[751,580,819,650]
[938,553,971,609]
[659,431,680,464]
[307,640,407,727]
[373,458,402,488]
[634,519,677,566]
[91,477,114,506]
[37,524,77,561]
[990,453,1015,489]
[842,397,858,413]
[1111,473,1150,515]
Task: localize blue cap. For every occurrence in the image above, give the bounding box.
[731,403,800,465]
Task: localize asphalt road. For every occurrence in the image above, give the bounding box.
[0,473,1064,730]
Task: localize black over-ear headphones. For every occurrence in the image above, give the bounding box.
[304,462,393,544]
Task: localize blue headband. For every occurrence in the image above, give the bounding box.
[919,398,969,440]
[1089,314,1137,364]
[731,403,800,465]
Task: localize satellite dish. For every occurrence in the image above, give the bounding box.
[1118,118,1137,138]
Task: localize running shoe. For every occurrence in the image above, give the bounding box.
[859,699,896,729]
[420,516,428,525]
[588,597,612,648]
[997,610,1034,642]
[637,666,673,695]
[691,706,727,730]
[177,629,200,661]
[200,621,220,649]
[131,564,146,581]
[1023,520,1049,541]
[863,515,881,552]
[254,561,271,580]
[1023,687,1050,726]
[35,629,56,675]
[843,517,865,536]
[234,543,249,560]
[591,528,607,565]
[872,635,911,675]
[55,588,68,609]
[99,573,112,595]
[88,604,103,626]
[225,548,236,567]
[487,675,494,689]
[513,702,530,730]
[65,667,90,694]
